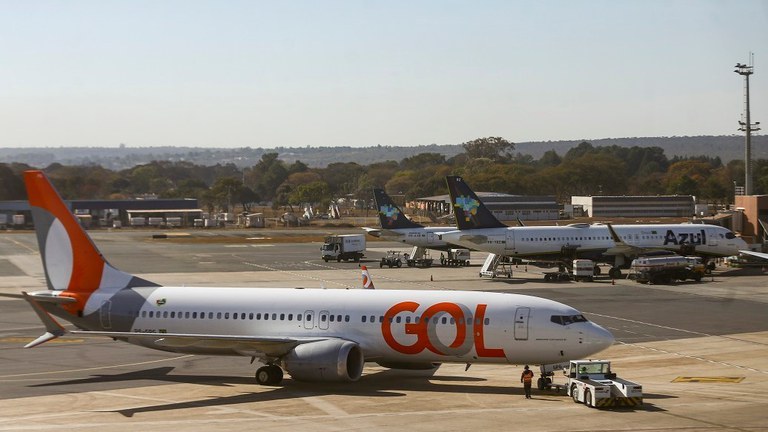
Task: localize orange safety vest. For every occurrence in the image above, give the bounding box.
[521,370,534,384]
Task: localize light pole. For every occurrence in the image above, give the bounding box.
[734,56,761,195]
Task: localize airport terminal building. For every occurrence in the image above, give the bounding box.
[571,195,695,218]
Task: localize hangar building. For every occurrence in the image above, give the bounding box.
[571,195,695,218]
[411,193,559,221]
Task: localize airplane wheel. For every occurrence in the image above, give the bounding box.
[584,389,593,408]
[256,365,283,385]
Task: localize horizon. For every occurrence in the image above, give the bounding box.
[1,1,766,149]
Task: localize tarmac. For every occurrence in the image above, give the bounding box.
[1,229,767,431]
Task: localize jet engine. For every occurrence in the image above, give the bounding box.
[282,339,364,382]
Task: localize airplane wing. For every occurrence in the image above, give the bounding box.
[70,330,333,360]
[602,223,653,257]
[739,250,768,260]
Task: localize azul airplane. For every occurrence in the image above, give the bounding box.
[362,188,456,251]
[6,171,613,385]
[440,176,749,278]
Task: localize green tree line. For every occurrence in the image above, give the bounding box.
[1,137,765,212]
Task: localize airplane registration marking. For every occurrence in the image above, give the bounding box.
[382,301,504,357]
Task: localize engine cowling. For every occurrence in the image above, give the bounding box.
[282,339,364,382]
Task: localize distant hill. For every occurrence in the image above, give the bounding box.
[0,135,765,169]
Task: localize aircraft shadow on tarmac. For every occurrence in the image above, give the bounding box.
[29,366,667,416]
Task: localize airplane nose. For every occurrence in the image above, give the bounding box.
[584,322,614,353]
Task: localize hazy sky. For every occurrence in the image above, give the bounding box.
[1,0,766,148]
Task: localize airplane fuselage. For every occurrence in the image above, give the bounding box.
[375,227,455,250]
[55,287,612,366]
[439,223,747,263]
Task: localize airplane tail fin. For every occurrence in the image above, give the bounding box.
[24,170,159,316]
[361,266,375,289]
[373,189,423,230]
[445,176,506,230]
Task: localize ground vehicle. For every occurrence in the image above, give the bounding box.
[440,248,470,267]
[572,259,595,282]
[405,249,434,268]
[566,360,643,408]
[380,250,403,268]
[321,234,366,262]
[630,255,705,284]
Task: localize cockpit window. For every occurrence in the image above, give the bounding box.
[725,232,736,239]
[550,314,588,325]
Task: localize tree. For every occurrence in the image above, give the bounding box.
[289,181,329,207]
[462,137,515,162]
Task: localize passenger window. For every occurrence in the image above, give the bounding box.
[192,312,197,319]
[217,312,222,319]
[249,313,254,320]
[330,315,335,322]
[441,317,447,324]
[208,312,214,319]
[186,312,191,319]
[141,311,147,318]
[321,315,327,322]
[396,316,401,323]
[337,315,342,322]
[405,316,411,324]
[257,313,262,320]
[163,311,169,318]
[272,313,277,320]
[362,315,367,323]
[149,311,154,318]
[170,312,176,318]
[280,313,285,320]
[484,318,490,325]
[345,315,349,322]
[288,313,293,321]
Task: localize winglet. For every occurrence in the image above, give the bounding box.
[361,266,375,289]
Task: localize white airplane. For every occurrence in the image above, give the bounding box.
[362,188,456,251]
[440,176,750,278]
[5,170,613,386]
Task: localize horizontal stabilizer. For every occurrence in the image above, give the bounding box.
[460,234,489,244]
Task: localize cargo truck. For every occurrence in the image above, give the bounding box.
[321,234,366,262]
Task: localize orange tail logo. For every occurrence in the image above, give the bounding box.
[24,170,157,316]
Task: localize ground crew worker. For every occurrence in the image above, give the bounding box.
[521,365,535,399]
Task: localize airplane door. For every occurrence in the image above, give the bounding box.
[318,310,330,330]
[505,230,515,251]
[303,310,314,330]
[427,232,435,244]
[707,228,718,247]
[514,307,530,340]
[99,300,112,330]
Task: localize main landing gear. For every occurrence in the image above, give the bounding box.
[255,364,284,385]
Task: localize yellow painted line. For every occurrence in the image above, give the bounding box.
[672,376,745,383]
[0,337,85,344]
